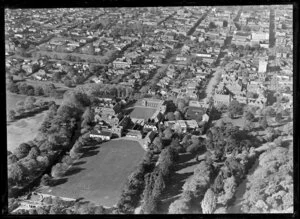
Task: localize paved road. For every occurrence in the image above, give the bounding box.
[187,8,212,36]
[233,7,243,30]
[269,7,276,48]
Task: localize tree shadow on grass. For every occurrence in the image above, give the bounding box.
[72,161,87,166]
[64,167,86,177]
[51,178,68,186]
[124,108,134,115]
[80,146,100,153]
[163,172,193,200]
[174,160,199,172]
[80,150,99,158]
[160,172,194,212]
[178,153,195,164]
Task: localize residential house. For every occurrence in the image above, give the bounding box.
[126,129,143,139]
[89,130,112,141]
[143,131,157,149]
[213,94,231,106]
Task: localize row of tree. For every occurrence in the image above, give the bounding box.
[140,146,179,214]
[7,91,90,198]
[117,151,156,213]
[7,82,61,98]
[168,160,216,213]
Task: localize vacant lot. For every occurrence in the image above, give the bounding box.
[7,111,46,152]
[130,106,157,120]
[37,140,145,207]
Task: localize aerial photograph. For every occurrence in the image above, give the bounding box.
[5,5,294,214]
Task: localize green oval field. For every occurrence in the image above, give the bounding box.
[37,139,145,207]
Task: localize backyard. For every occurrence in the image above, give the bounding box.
[36,140,145,207]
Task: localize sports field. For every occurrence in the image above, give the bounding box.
[129,106,157,120]
[37,140,145,207]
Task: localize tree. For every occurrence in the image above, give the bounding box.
[168,198,191,214]
[8,110,16,120]
[51,163,68,178]
[245,111,255,122]
[34,86,44,96]
[82,107,94,127]
[186,138,203,154]
[8,163,27,185]
[36,156,50,168]
[36,207,47,214]
[217,176,237,205]
[163,127,173,139]
[152,170,166,198]
[152,137,163,151]
[182,161,213,198]
[259,116,268,129]
[22,158,39,172]
[94,205,105,214]
[177,99,186,113]
[42,83,56,96]
[27,146,40,159]
[228,100,244,118]
[201,188,217,214]
[166,112,175,121]
[49,206,61,214]
[223,20,228,27]
[8,154,18,165]
[28,209,37,214]
[15,143,31,159]
[62,155,73,166]
[43,196,53,205]
[18,83,29,94]
[275,113,282,123]
[8,82,19,93]
[41,174,52,186]
[209,21,217,29]
[24,96,36,110]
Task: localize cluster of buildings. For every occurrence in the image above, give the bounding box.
[88,98,167,150]
[5,56,92,85]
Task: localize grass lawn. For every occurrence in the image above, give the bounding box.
[7,111,46,152]
[129,106,157,120]
[6,93,26,112]
[215,115,246,128]
[37,140,145,207]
